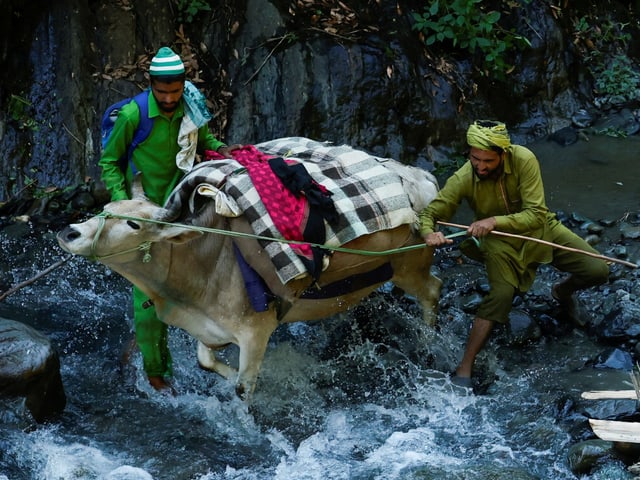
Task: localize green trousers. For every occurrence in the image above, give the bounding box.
[133,286,172,377]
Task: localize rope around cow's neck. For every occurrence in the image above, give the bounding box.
[89,212,153,262]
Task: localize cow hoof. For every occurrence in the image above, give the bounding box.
[148,376,177,396]
[235,383,246,399]
[235,381,256,401]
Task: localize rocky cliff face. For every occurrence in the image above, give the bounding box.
[0,0,637,200]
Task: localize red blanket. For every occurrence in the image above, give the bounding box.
[205,146,312,259]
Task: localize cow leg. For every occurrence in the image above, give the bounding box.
[391,248,442,327]
[395,273,442,326]
[416,273,442,326]
[234,311,279,399]
[197,341,237,380]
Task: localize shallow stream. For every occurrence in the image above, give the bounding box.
[1,135,639,479]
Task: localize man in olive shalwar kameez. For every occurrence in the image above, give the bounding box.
[419,120,609,387]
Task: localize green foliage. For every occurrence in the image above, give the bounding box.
[593,55,640,100]
[411,0,531,78]
[8,94,37,131]
[595,126,628,138]
[571,14,639,105]
[432,152,468,178]
[573,15,631,52]
[174,0,212,24]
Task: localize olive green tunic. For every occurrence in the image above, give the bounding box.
[420,145,556,292]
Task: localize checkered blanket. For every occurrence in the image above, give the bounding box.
[164,137,429,284]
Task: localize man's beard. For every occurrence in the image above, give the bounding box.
[158,102,179,113]
[473,163,503,180]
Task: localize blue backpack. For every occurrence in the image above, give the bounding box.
[101,90,153,174]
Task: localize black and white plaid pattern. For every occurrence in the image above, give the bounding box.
[165,137,436,284]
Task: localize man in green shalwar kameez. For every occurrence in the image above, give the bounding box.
[419,120,609,388]
[99,47,241,391]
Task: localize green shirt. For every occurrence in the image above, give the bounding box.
[99,90,225,205]
[419,145,555,289]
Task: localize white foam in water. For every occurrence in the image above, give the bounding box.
[365,427,464,476]
[33,437,152,479]
[106,465,154,479]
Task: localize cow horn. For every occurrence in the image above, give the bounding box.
[131,173,146,200]
[154,205,181,222]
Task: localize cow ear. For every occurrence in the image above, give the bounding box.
[162,226,202,244]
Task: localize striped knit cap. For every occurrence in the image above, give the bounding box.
[149,47,185,76]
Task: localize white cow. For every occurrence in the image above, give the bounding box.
[57,145,441,398]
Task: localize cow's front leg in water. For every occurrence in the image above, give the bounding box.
[234,310,279,399]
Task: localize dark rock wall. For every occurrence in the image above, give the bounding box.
[0,0,638,200]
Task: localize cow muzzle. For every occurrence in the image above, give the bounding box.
[57,226,81,252]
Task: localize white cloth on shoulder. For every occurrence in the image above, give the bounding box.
[176,81,213,172]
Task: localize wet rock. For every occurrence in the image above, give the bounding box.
[554,210,570,223]
[71,191,96,210]
[0,317,66,422]
[586,223,605,235]
[567,439,615,474]
[590,109,640,136]
[508,309,541,346]
[599,218,618,228]
[570,212,591,225]
[613,441,640,463]
[581,397,639,426]
[462,292,483,312]
[620,223,640,240]
[613,246,628,259]
[596,302,640,341]
[572,109,595,128]
[585,234,601,246]
[549,126,579,146]
[535,313,567,336]
[594,348,634,370]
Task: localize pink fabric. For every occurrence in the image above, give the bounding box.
[205,146,312,258]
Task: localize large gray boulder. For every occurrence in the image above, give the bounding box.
[0,317,66,422]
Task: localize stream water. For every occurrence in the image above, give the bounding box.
[0,135,639,479]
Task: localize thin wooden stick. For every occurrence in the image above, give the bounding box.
[589,418,640,443]
[437,220,638,269]
[581,390,638,400]
[0,256,72,302]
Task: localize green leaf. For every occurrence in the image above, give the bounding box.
[485,11,501,24]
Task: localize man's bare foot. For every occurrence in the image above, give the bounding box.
[147,376,176,395]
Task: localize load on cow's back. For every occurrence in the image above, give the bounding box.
[58,137,441,398]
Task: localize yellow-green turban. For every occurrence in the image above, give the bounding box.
[466,120,511,151]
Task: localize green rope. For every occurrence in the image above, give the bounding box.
[99,212,468,257]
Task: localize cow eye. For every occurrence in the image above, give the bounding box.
[126,220,141,230]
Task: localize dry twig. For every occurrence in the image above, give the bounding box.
[0,256,72,302]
